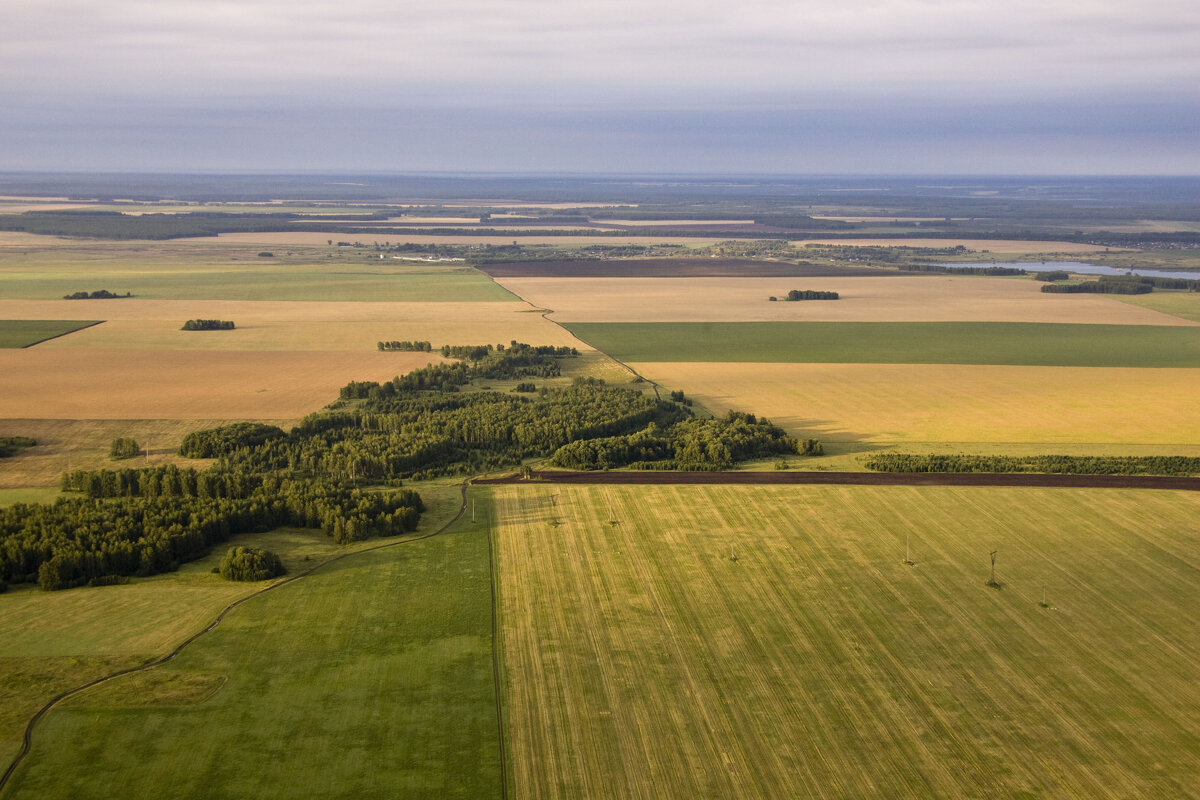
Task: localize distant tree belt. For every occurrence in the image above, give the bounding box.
[63,290,131,299]
[863,453,1200,476]
[901,264,1028,276]
[378,340,432,351]
[784,290,840,301]
[0,436,36,458]
[1041,275,1199,293]
[1040,278,1152,294]
[181,319,235,330]
[1034,271,1072,282]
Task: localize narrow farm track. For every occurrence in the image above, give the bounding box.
[476,469,1200,491]
[0,482,474,797]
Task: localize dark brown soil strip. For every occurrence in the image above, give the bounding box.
[476,470,1200,491]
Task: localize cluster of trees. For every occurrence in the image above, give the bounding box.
[1040,277,1152,294]
[181,319,236,330]
[863,453,1200,476]
[109,437,140,460]
[3,469,424,590]
[218,546,284,581]
[0,437,36,458]
[549,411,808,471]
[179,423,285,458]
[781,289,839,301]
[901,264,1027,276]
[1034,271,1072,282]
[377,340,433,352]
[240,378,679,482]
[63,290,130,299]
[513,382,537,392]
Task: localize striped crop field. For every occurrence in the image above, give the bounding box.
[491,483,1200,799]
[633,362,1200,446]
[564,321,1200,367]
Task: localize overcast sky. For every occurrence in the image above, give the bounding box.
[3,0,1197,174]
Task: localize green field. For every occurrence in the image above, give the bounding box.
[0,253,515,302]
[1,485,502,799]
[492,483,1200,799]
[0,321,100,348]
[565,321,1200,366]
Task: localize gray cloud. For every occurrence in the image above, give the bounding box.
[2,0,1197,172]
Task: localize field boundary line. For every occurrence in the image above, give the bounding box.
[0,481,471,796]
[480,495,511,800]
[475,469,1200,491]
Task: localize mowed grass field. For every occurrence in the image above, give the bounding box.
[494,275,1191,325]
[492,484,1200,800]
[566,321,1200,367]
[634,362,1200,446]
[0,320,100,348]
[1,486,501,799]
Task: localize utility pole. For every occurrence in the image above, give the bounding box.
[987,550,998,587]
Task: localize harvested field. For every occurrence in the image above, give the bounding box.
[0,300,579,351]
[797,238,1123,253]
[495,275,1193,324]
[0,349,434,419]
[493,484,1200,800]
[0,320,101,348]
[632,362,1200,445]
[571,322,1200,367]
[476,259,888,279]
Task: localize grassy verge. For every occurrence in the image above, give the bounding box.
[565,321,1200,367]
[492,483,1200,799]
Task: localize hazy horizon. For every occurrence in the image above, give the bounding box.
[4,1,1197,175]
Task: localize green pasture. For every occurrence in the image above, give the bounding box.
[0,320,100,348]
[1113,290,1200,323]
[1,483,500,798]
[565,321,1200,367]
[493,483,1200,799]
[0,252,515,302]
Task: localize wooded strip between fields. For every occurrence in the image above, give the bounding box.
[476,470,1200,490]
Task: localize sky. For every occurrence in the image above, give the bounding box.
[2,0,1197,175]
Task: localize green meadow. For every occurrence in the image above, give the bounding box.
[0,321,100,348]
[564,321,1200,367]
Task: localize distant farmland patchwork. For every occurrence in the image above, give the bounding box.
[493,483,1200,800]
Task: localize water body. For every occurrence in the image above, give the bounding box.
[939,261,1200,280]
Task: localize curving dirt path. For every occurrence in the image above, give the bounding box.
[476,469,1200,491]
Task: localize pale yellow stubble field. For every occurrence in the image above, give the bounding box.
[0,299,581,351]
[0,349,438,420]
[633,362,1200,446]
[491,275,1196,325]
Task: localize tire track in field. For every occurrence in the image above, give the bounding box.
[0,482,473,797]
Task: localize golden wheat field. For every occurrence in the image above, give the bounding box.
[631,362,1200,445]
[0,299,578,351]
[491,275,1195,325]
[0,349,432,419]
[492,483,1200,800]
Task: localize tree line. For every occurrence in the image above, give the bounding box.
[378,340,433,351]
[63,290,131,299]
[863,453,1200,476]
